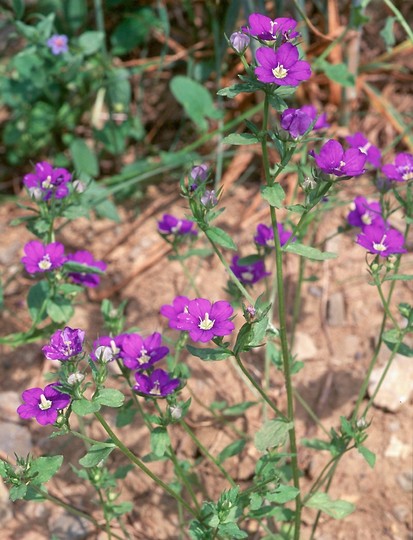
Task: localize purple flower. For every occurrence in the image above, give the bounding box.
[254,223,295,248]
[66,250,107,288]
[176,298,235,343]
[160,296,191,329]
[22,240,66,274]
[17,383,71,425]
[299,105,329,130]
[230,32,250,53]
[356,224,407,257]
[346,133,381,168]
[382,153,413,183]
[243,14,299,42]
[23,161,71,201]
[121,332,169,370]
[133,369,180,398]
[310,140,367,177]
[42,327,85,361]
[255,44,311,86]
[47,34,69,55]
[91,334,128,362]
[158,214,197,236]
[347,197,384,229]
[190,164,209,182]
[230,255,270,285]
[280,108,312,138]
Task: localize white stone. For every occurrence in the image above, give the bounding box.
[368,354,413,412]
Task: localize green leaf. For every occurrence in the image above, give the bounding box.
[383,274,413,281]
[10,484,27,501]
[357,445,376,468]
[383,329,413,357]
[266,484,300,504]
[170,76,222,132]
[260,184,285,208]
[234,317,269,354]
[63,0,87,32]
[254,419,293,452]
[27,281,50,322]
[116,399,138,427]
[46,296,74,324]
[187,344,232,361]
[110,8,160,54]
[217,80,263,98]
[94,388,125,408]
[301,437,334,452]
[286,203,307,214]
[150,427,170,458]
[380,17,396,50]
[63,261,105,275]
[78,31,104,55]
[221,401,256,416]
[79,443,115,467]
[283,243,337,261]
[205,226,237,250]
[12,0,25,19]
[72,398,101,416]
[30,456,63,484]
[222,133,259,145]
[218,523,248,539]
[305,492,355,519]
[217,439,246,463]
[318,61,355,87]
[70,138,99,177]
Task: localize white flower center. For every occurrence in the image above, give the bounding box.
[38,394,52,410]
[265,238,274,247]
[373,235,387,252]
[139,347,151,363]
[63,339,73,356]
[171,220,182,233]
[151,380,162,395]
[361,213,372,225]
[38,254,52,270]
[272,63,288,79]
[359,142,371,155]
[241,271,254,282]
[198,312,215,330]
[110,339,120,355]
[339,160,346,168]
[401,168,413,181]
[269,21,279,34]
[42,175,52,189]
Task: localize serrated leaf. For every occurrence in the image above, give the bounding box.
[283,243,337,261]
[357,445,376,468]
[94,388,125,408]
[217,439,246,463]
[187,344,232,361]
[30,455,63,484]
[79,443,115,467]
[222,133,259,145]
[305,492,355,519]
[254,419,293,452]
[205,226,237,250]
[72,398,101,416]
[260,184,285,208]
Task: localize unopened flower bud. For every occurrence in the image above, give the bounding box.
[302,177,317,190]
[72,180,86,193]
[201,189,218,208]
[28,187,43,201]
[67,372,85,385]
[190,164,209,182]
[170,405,183,420]
[356,417,368,429]
[230,31,250,54]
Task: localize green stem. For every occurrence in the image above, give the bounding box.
[179,420,236,488]
[94,412,198,517]
[261,92,302,540]
[293,389,330,437]
[382,0,413,41]
[178,257,201,296]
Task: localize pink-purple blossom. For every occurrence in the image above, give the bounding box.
[158,214,197,236]
[230,255,270,285]
[160,296,191,329]
[243,14,299,42]
[310,140,367,177]
[347,197,384,229]
[190,164,209,182]
[382,153,413,183]
[300,105,329,130]
[47,34,69,55]
[121,332,169,370]
[255,44,311,86]
[175,298,235,343]
[66,250,107,288]
[346,133,381,168]
[133,369,180,398]
[91,334,128,362]
[356,224,407,257]
[280,108,312,138]
[17,383,71,425]
[42,327,85,361]
[21,240,66,274]
[254,223,295,248]
[23,161,71,201]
